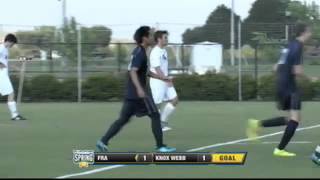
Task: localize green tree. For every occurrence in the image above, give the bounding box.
[287,1,320,41]
[182,27,206,44]
[243,0,290,44]
[16,26,57,53]
[182,5,240,48]
[59,17,78,61]
[82,26,112,57]
[59,17,113,61]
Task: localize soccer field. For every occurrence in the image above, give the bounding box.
[0,102,319,178]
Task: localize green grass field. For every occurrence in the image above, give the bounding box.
[0,102,319,178]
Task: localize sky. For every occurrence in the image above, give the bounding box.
[0,0,317,43]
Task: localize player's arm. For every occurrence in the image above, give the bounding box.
[148,68,171,82]
[0,62,5,69]
[293,65,303,75]
[129,51,146,98]
[292,45,304,76]
[0,52,6,69]
[149,51,171,82]
[273,64,278,72]
[130,68,145,98]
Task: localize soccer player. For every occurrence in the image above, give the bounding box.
[311,145,320,165]
[0,34,26,121]
[149,30,178,132]
[246,23,312,157]
[96,26,176,153]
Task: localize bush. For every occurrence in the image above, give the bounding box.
[29,75,62,101]
[312,80,320,100]
[83,75,124,101]
[297,76,315,101]
[237,75,257,100]
[258,74,315,101]
[258,74,276,100]
[1,72,315,102]
[200,73,237,101]
[174,73,238,101]
[59,78,78,101]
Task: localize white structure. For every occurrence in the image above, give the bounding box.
[190,41,223,75]
[40,50,47,61]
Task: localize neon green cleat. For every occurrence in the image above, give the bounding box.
[246,119,261,140]
[273,148,296,157]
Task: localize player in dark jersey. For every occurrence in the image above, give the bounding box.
[96,26,176,153]
[246,23,312,157]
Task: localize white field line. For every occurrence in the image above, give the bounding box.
[56,124,320,179]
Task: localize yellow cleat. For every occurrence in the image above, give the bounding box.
[246,119,261,140]
[273,148,296,157]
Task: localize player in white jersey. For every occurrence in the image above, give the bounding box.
[149,31,178,132]
[0,34,26,121]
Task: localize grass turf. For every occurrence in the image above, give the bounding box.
[0,102,319,178]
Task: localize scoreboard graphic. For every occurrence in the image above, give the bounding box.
[73,150,247,168]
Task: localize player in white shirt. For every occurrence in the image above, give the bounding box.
[0,34,26,121]
[149,31,178,132]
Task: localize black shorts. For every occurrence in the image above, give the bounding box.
[276,91,301,111]
[125,96,159,117]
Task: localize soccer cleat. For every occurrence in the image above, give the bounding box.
[157,146,176,153]
[11,115,27,121]
[161,121,172,132]
[162,126,172,132]
[96,140,109,152]
[246,119,261,140]
[311,153,320,166]
[273,148,296,157]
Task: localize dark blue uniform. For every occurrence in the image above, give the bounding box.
[276,40,303,111]
[125,46,148,100]
[101,46,164,148]
[125,46,158,116]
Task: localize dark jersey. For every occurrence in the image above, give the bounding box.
[125,46,148,100]
[276,40,303,93]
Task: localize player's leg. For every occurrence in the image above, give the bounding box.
[97,101,135,152]
[246,115,288,140]
[246,93,289,139]
[311,145,320,165]
[161,86,178,131]
[149,80,169,131]
[274,93,301,157]
[0,72,26,121]
[144,96,176,152]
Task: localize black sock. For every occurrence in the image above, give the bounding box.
[260,117,288,127]
[278,120,299,150]
[149,113,164,148]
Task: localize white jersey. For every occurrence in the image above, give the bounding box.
[0,44,13,96]
[0,44,9,67]
[149,46,177,104]
[150,46,169,76]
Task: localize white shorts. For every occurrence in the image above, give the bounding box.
[150,78,178,104]
[0,68,14,96]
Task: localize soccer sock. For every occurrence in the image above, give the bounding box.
[260,117,288,127]
[278,120,299,150]
[161,103,176,123]
[315,145,320,158]
[149,113,164,148]
[7,101,18,118]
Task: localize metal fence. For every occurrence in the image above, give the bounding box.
[1,22,319,102]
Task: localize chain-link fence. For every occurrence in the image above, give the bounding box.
[1,22,319,102]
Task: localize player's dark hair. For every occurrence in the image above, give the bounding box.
[134,26,151,44]
[154,30,169,43]
[295,23,309,38]
[4,34,18,43]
